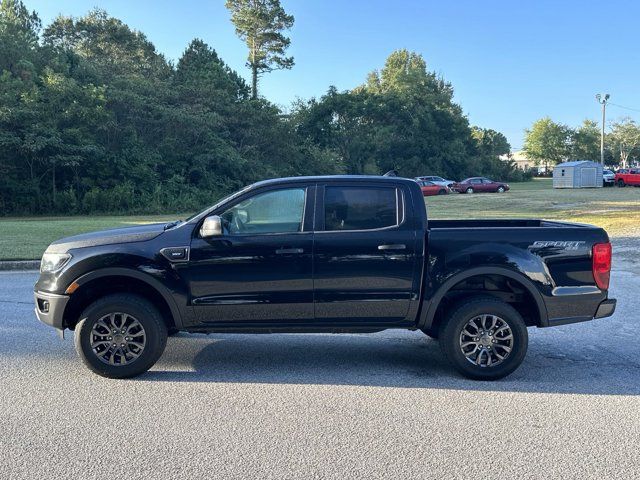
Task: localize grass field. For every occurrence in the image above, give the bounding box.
[0,214,183,261]
[1,178,639,260]
[428,178,640,237]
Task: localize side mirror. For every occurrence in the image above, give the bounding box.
[200,215,223,238]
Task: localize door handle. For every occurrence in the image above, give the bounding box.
[275,248,304,255]
[378,244,406,251]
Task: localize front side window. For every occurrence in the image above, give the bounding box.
[324,186,397,231]
[470,179,482,184]
[221,188,306,235]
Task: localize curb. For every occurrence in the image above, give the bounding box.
[0,260,40,271]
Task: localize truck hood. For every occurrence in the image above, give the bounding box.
[45,223,166,254]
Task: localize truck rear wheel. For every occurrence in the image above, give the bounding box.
[439,297,528,380]
[74,294,168,379]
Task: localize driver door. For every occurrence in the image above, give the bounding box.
[481,178,495,191]
[471,178,484,191]
[188,185,315,324]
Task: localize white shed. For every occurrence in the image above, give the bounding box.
[553,161,603,188]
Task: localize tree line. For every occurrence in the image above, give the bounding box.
[524,116,640,170]
[0,0,523,216]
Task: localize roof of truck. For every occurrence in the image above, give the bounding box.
[251,175,417,188]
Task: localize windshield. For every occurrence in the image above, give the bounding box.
[185,184,255,223]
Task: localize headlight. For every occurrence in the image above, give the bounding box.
[40,253,72,273]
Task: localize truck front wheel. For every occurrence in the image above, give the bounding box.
[439,297,528,380]
[74,294,168,379]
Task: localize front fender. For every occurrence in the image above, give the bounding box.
[70,267,186,329]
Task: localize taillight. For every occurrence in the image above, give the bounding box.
[592,242,612,290]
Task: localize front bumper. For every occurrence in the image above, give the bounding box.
[34,290,69,330]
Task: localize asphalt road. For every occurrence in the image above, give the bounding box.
[1,270,639,479]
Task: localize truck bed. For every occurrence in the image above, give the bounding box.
[428,219,593,229]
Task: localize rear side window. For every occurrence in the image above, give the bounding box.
[324,186,398,231]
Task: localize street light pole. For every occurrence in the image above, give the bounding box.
[595,93,610,166]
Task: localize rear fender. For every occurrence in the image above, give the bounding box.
[418,266,549,330]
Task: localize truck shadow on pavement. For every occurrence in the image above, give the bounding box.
[143,329,640,395]
[142,264,640,395]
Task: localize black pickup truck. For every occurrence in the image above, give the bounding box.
[34,175,616,380]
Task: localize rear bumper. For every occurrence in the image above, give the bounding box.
[34,290,69,331]
[546,298,616,327]
[594,298,616,319]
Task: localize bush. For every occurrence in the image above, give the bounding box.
[505,168,534,182]
[54,188,79,213]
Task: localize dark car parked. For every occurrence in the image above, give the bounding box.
[35,175,615,381]
[452,177,510,194]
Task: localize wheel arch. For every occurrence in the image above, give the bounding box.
[62,268,183,331]
[419,266,548,331]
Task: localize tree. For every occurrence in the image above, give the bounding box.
[0,5,515,215]
[0,0,42,76]
[43,9,171,81]
[225,0,294,99]
[523,117,571,171]
[610,117,640,169]
[570,119,600,161]
[471,127,510,157]
[294,50,516,181]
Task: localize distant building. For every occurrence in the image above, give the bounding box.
[500,151,534,170]
[500,151,552,173]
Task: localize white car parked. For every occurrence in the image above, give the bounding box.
[415,175,456,189]
[603,169,615,186]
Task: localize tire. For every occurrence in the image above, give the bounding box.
[497,186,505,193]
[438,297,528,380]
[465,187,474,194]
[437,189,447,195]
[617,179,625,187]
[74,294,168,379]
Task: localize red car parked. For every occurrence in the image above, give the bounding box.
[417,180,449,196]
[615,169,640,187]
[452,177,510,194]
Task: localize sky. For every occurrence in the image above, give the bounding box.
[25,0,640,151]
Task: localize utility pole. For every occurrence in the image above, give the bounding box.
[595,93,610,166]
